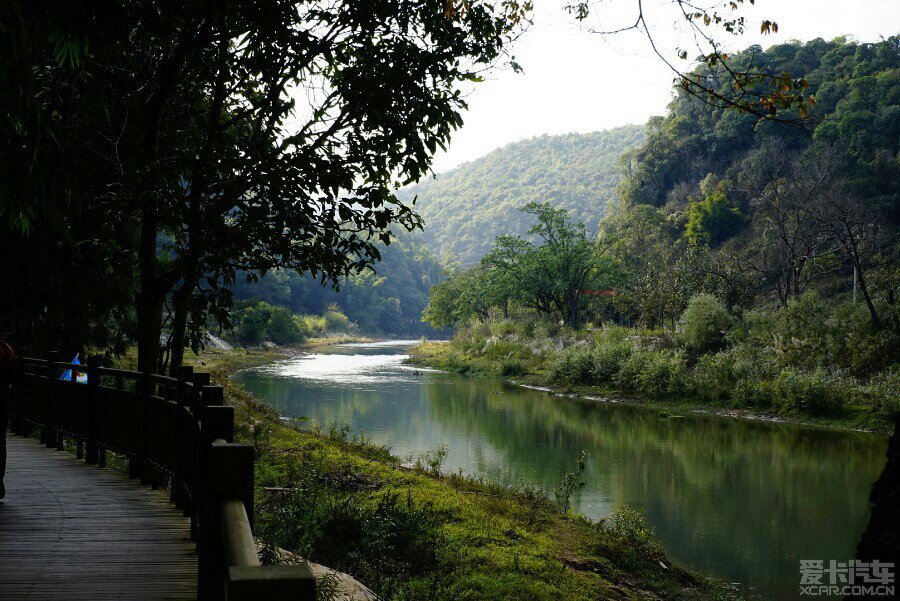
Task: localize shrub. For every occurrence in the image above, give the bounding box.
[590,342,631,385]
[482,338,527,362]
[772,292,832,369]
[679,293,732,352]
[499,359,526,377]
[617,349,689,398]
[616,349,648,392]
[260,465,447,601]
[772,368,844,415]
[351,492,446,598]
[731,377,775,409]
[692,351,737,403]
[323,303,353,333]
[846,327,900,377]
[236,302,273,344]
[636,350,690,397]
[592,325,631,346]
[549,346,595,385]
[596,505,665,568]
[554,451,587,512]
[300,314,328,337]
[268,306,304,345]
[870,365,900,418]
[726,309,775,348]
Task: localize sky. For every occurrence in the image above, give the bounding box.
[429,0,900,173]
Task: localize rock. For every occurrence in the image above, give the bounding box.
[255,540,378,601]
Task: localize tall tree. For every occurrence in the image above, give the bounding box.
[2,0,529,374]
[808,146,895,329]
[484,203,611,326]
[740,141,839,306]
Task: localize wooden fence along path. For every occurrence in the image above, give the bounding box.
[2,355,315,600]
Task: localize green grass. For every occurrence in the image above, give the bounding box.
[191,346,737,601]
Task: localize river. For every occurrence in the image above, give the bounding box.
[233,340,887,599]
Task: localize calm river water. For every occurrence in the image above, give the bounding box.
[234,340,887,599]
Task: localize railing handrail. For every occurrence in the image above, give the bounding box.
[9,355,315,600]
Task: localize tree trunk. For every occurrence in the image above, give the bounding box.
[137,289,164,376]
[567,293,579,327]
[167,283,193,377]
[136,206,163,376]
[848,239,883,329]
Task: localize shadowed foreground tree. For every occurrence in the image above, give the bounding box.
[0,2,136,355]
[1,0,530,374]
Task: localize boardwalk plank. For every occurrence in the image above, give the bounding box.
[0,435,197,600]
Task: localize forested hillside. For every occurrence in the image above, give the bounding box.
[231,233,445,337]
[419,37,899,431]
[608,36,899,323]
[400,125,645,264]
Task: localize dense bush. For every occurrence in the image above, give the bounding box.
[425,297,896,426]
[870,366,900,418]
[229,301,355,346]
[771,293,835,369]
[549,346,595,385]
[731,377,775,409]
[679,293,732,353]
[260,459,447,600]
[596,505,665,569]
[235,302,273,344]
[323,303,353,333]
[692,351,737,403]
[636,350,690,397]
[267,306,305,345]
[772,368,845,415]
[590,342,632,384]
[617,349,690,398]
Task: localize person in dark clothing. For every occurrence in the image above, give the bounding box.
[0,340,13,499]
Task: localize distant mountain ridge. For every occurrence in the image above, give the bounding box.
[399,125,645,265]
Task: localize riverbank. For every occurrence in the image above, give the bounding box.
[407,339,894,435]
[188,345,738,601]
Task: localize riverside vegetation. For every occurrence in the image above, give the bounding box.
[181,347,736,601]
[410,295,899,433]
[417,38,899,434]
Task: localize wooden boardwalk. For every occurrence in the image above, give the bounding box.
[0,434,197,600]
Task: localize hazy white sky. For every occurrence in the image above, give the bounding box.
[429,0,900,173]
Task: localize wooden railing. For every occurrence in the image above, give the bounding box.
[8,354,315,601]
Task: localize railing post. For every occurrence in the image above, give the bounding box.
[135,372,152,484]
[10,357,21,436]
[201,385,224,415]
[15,357,30,438]
[189,372,210,542]
[170,366,193,509]
[43,351,58,448]
[177,366,193,407]
[204,405,235,445]
[54,352,71,451]
[202,440,254,601]
[193,372,211,414]
[85,356,101,464]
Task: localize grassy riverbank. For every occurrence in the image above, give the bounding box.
[407,305,899,435]
[189,346,737,601]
